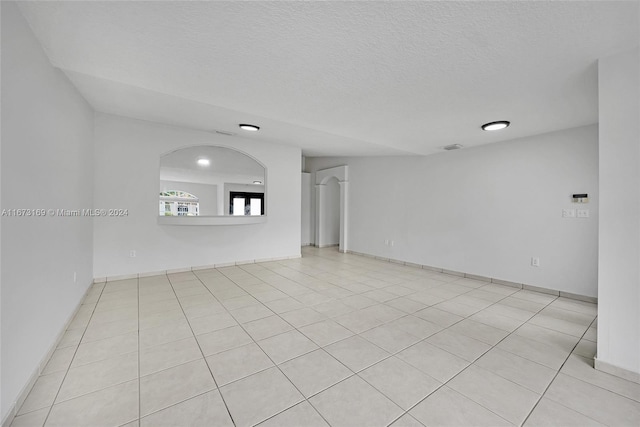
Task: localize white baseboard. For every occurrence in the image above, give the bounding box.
[2,280,94,427]
[4,249,306,426]
[594,358,640,384]
[344,249,597,304]
[93,254,302,283]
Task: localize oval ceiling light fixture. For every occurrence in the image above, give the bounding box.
[253,180,263,185]
[197,158,210,166]
[482,120,510,131]
[239,124,260,132]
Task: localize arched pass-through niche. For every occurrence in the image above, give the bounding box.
[158,145,267,225]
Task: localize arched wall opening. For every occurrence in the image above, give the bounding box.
[321,177,340,247]
[315,165,349,252]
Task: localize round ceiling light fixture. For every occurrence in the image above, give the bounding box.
[482,121,510,131]
[239,124,260,132]
[197,158,210,166]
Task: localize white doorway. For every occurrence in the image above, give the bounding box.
[322,177,340,246]
[315,165,349,252]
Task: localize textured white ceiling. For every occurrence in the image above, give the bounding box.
[18,1,639,156]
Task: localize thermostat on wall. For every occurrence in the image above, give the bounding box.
[572,194,589,203]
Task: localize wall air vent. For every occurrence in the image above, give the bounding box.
[215,130,236,136]
[443,144,464,151]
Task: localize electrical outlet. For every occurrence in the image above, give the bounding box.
[531,257,540,267]
[129,250,137,258]
[577,209,590,218]
[384,239,389,245]
[390,240,394,247]
[562,209,576,218]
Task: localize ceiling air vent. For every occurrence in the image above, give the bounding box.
[443,144,463,151]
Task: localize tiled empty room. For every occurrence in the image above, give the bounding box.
[1,1,639,426]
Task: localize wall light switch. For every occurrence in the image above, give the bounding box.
[562,209,576,218]
[577,209,590,218]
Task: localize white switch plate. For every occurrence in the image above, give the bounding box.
[562,209,576,218]
[531,257,540,267]
[577,209,590,218]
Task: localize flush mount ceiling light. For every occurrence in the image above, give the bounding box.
[482,121,510,131]
[253,180,263,185]
[197,158,210,166]
[239,124,260,132]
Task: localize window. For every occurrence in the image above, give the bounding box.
[159,191,200,216]
[229,192,264,216]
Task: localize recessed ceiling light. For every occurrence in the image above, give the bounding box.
[197,158,210,166]
[253,180,263,185]
[239,124,260,132]
[482,121,510,131]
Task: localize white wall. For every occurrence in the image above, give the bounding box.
[307,124,599,297]
[0,1,3,419]
[93,114,301,278]
[160,180,218,216]
[597,47,640,377]
[1,2,94,421]
[301,172,313,245]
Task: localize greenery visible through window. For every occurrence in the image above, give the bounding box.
[159,190,200,216]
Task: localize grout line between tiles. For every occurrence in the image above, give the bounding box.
[195,267,336,427]
[216,253,525,425]
[31,247,601,427]
[520,316,598,426]
[39,283,108,427]
[383,282,562,426]
[221,264,385,404]
[163,272,237,427]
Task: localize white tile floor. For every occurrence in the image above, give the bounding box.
[12,247,640,427]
